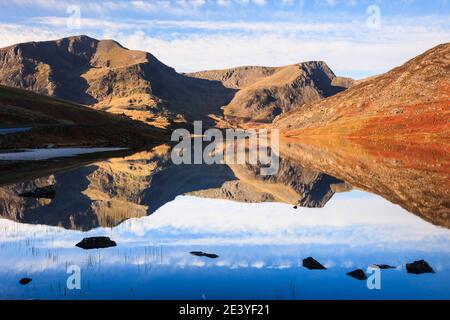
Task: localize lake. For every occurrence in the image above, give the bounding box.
[0,139,449,300]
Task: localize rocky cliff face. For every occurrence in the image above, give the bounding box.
[0,35,235,128]
[273,43,450,140]
[0,35,355,128]
[189,62,351,124]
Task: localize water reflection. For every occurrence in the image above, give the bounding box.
[0,140,449,300]
[0,144,349,230]
[0,193,449,299]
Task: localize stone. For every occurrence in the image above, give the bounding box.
[347,269,367,280]
[372,264,396,270]
[19,278,32,285]
[302,257,327,270]
[406,260,435,274]
[76,236,117,250]
[190,251,219,259]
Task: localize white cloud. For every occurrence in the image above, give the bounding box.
[1,12,449,78]
[253,0,268,6]
[114,27,448,76]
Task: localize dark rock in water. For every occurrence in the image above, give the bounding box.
[19,185,56,199]
[347,269,367,280]
[190,251,219,259]
[303,257,327,270]
[372,264,396,270]
[19,278,32,285]
[406,260,435,274]
[76,236,117,250]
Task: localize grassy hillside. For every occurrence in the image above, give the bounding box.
[0,85,166,149]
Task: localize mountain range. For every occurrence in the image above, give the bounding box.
[0,35,354,130]
[0,35,448,145]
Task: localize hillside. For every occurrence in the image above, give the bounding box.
[0,35,234,128]
[273,43,450,140]
[188,62,352,124]
[0,85,166,149]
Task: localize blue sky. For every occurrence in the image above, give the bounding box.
[1,0,449,78]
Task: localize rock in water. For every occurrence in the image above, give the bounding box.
[347,269,367,280]
[19,185,56,199]
[76,236,117,250]
[303,257,327,270]
[190,251,219,259]
[372,264,396,270]
[19,278,32,285]
[406,260,435,274]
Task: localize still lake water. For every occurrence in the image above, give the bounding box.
[0,144,449,300]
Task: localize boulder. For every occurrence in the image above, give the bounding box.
[19,278,32,285]
[302,257,327,270]
[190,251,219,259]
[372,264,396,270]
[406,260,435,274]
[347,269,367,280]
[76,236,117,250]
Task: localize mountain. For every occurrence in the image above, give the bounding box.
[0,35,235,128]
[0,85,165,149]
[188,62,352,125]
[273,43,450,140]
[0,35,352,128]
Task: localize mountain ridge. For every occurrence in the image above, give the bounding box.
[188,61,352,124]
[0,35,352,128]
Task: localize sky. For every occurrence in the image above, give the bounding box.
[0,0,449,79]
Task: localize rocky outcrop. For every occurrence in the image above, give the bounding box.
[302,257,327,270]
[347,269,367,280]
[406,260,435,274]
[76,236,117,250]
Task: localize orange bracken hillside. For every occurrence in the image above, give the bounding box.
[273,43,450,141]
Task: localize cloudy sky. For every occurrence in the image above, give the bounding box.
[0,0,449,78]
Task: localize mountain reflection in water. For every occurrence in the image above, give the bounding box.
[0,140,449,299]
[0,144,350,230]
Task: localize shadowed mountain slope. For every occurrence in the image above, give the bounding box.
[0,85,166,149]
[188,62,352,124]
[0,35,235,128]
